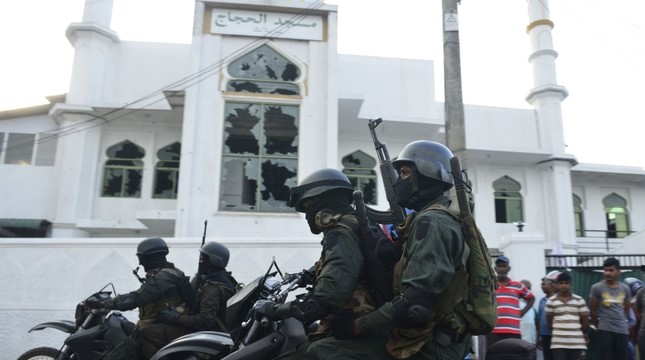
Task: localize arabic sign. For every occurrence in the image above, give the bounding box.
[211,9,323,41]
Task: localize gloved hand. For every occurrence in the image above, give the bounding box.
[330,311,361,340]
[253,300,280,320]
[297,268,316,288]
[85,298,108,309]
[157,309,182,324]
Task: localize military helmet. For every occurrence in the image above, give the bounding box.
[392,140,454,189]
[200,241,230,269]
[288,168,354,212]
[136,237,169,256]
[625,277,644,297]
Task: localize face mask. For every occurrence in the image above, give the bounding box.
[305,209,322,234]
[394,177,416,209]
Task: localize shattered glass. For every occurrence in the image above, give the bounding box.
[342,151,378,205]
[154,142,181,199]
[221,103,298,212]
[101,141,145,197]
[227,44,300,95]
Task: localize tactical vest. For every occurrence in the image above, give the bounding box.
[386,204,470,359]
[138,267,188,328]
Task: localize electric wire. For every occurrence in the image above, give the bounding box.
[0,0,326,155]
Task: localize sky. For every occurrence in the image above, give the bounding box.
[1,0,644,168]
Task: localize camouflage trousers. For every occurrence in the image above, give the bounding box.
[301,331,472,360]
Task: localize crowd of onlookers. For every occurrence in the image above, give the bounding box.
[482,256,645,360]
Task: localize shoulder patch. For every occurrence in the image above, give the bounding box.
[414,219,431,241]
[323,229,341,249]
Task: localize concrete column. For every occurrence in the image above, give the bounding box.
[499,232,547,291]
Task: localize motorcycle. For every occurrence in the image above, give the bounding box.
[151,259,314,360]
[17,284,135,360]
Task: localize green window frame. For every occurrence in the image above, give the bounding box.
[102,140,145,198]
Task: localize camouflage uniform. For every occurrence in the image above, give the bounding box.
[102,264,191,360]
[308,213,375,338]
[273,212,375,360]
[306,196,471,360]
[177,270,237,331]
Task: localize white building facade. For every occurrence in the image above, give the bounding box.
[2,0,645,357]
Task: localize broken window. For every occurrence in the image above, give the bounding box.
[226,44,301,95]
[102,140,145,198]
[342,150,377,205]
[221,44,301,212]
[221,102,298,212]
[153,142,181,199]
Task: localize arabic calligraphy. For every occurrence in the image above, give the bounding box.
[215,11,317,28]
[210,9,323,41]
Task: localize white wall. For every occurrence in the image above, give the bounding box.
[0,237,321,359]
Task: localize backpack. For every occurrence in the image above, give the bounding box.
[430,205,498,335]
[337,215,401,307]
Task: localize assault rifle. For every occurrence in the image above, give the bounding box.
[368,118,407,231]
[191,220,208,291]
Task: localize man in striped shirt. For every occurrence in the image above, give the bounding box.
[546,272,590,360]
[485,255,535,351]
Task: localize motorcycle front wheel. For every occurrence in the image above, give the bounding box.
[17,347,61,360]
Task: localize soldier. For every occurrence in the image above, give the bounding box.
[156,241,237,333]
[314,140,472,359]
[87,237,193,360]
[254,168,376,347]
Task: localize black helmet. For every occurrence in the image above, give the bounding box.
[625,277,644,297]
[136,237,169,256]
[200,241,230,269]
[288,168,354,212]
[392,140,454,190]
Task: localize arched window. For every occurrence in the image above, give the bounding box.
[603,193,630,238]
[226,44,301,95]
[220,44,300,212]
[102,140,145,198]
[493,176,523,223]
[153,142,181,199]
[573,194,585,237]
[342,150,377,205]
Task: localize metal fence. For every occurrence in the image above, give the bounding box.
[545,254,645,270]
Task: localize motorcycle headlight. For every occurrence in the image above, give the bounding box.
[261,276,281,298]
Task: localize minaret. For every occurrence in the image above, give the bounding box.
[526,0,578,253]
[48,0,119,237]
[65,0,119,104]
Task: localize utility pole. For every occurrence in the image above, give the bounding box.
[442,0,466,154]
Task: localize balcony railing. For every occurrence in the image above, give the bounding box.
[576,229,635,252]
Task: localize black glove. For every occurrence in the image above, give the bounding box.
[330,311,360,339]
[85,298,107,309]
[157,309,182,324]
[253,300,280,320]
[298,268,316,288]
